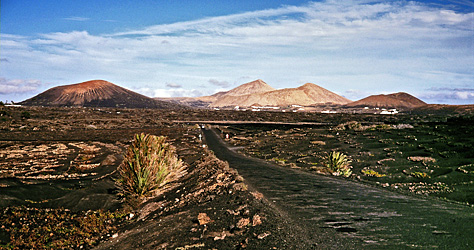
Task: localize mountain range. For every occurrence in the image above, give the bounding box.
[158,79,352,108]
[210,80,351,107]
[20,79,429,111]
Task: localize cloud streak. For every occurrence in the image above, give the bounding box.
[208,79,230,88]
[63,17,90,21]
[134,87,204,98]
[419,87,474,104]
[0,78,42,94]
[166,82,182,88]
[1,0,473,103]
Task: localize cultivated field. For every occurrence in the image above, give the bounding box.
[219,113,474,205]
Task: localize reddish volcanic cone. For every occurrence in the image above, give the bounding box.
[345,92,426,109]
[20,80,180,109]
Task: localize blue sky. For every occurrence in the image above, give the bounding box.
[1,0,473,104]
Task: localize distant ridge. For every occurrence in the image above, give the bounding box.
[210,80,350,107]
[345,92,426,109]
[412,104,474,115]
[20,80,181,109]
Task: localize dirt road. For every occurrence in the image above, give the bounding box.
[203,128,474,249]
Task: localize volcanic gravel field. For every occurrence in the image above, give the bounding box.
[1,105,473,249]
[204,128,474,249]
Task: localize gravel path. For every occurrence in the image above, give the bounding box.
[204,128,474,249]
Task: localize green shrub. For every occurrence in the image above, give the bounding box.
[272,157,286,164]
[335,121,363,131]
[21,111,31,119]
[325,151,352,177]
[374,124,392,130]
[336,121,395,131]
[361,169,386,177]
[410,171,430,179]
[116,133,184,202]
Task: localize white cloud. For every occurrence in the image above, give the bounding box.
[154,88,205,98]
[166,82,182,88]
[134,87,204,98]
[418,87,474,104]
[1,0,473,103]
[208,79,230,87]
[456,91,474,99]
[63,17,90,21]
[0,78,42,94]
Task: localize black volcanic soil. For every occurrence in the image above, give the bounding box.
[95,151,309,249]
[1,105,474,249]
[219,115,474,205]
[0,106,310,249]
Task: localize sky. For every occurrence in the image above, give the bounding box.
[1,0,473,104]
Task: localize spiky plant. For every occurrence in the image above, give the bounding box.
[325,151,352,177]
[116,133,184,201]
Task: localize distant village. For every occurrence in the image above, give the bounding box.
[217,105,400,115]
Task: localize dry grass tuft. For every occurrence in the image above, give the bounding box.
[116,133,185,204]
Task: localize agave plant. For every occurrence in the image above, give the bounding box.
[325,151,352,177]
[116,133,184,200]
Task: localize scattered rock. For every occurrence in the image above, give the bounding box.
[310,140,326,145]
[101,154,117,165]
[227,209,239,216]
[86,124,98,129]
[235,175,245,183]
[252,214,262,226]
[198,213,212,225]
[237,218,250,228]
[257,232,271,240]
[210,231,230,241]
[407,156,436,163]
[250,191,264,200]
[233,182,247,191]
[175,243,205,250]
